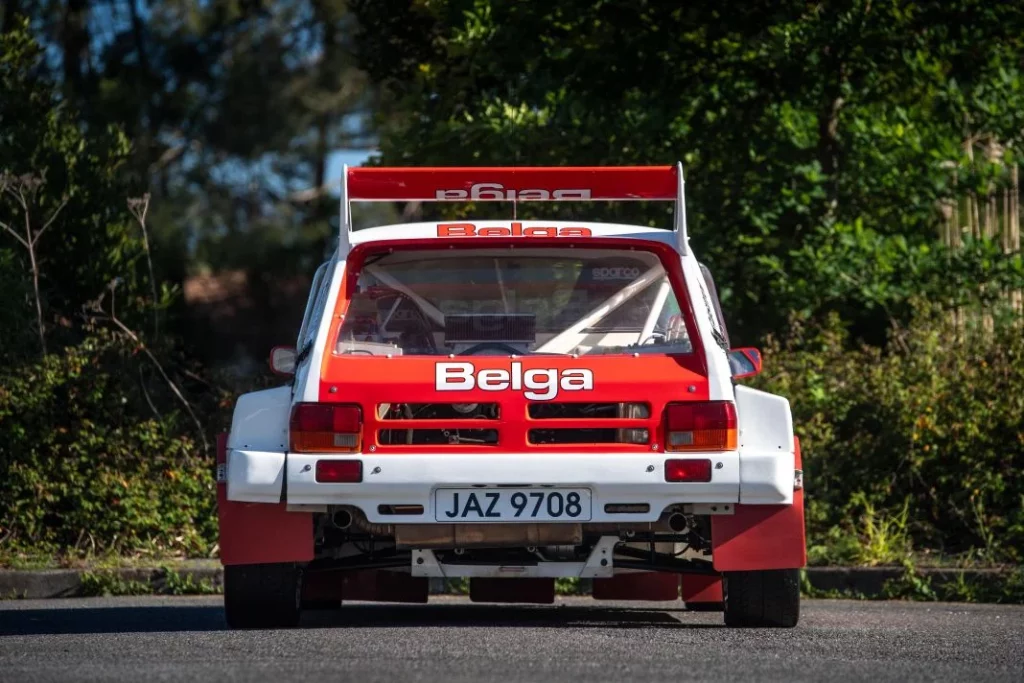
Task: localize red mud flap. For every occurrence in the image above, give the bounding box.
[216,433,314,566]
[592,572,680,601]
[680,574,723,609]
[711,437,807,571]
[470,578,555,604]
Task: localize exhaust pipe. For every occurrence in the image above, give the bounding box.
[667,512,689,533]
[331,507,353,530]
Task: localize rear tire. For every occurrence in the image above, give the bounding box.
[224,562,304,629]
[723,569,800,627]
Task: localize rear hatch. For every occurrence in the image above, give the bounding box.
[317,243,711,454]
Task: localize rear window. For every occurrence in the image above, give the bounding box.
[336,248,692,357]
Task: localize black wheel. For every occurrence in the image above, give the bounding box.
[723,569,800,628]
[224,563,304,629]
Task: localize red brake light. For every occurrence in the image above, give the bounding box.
[664,401,737,451]
[290,403,362,452]
[290,404,334,432]
[665,459,713,482]
[329,405,361,433]
[315,459,363,483]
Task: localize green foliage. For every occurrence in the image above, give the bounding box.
[808,494,913,567]
[77,567,220,597]
[937,568,1024,604]
[1,19,142,361]
[799,570,866,600]
[0,21,225,564]
[555,577,584,595]
[79,571,151,598]
[767,222,1024,342]
[881,561,939,601]
[354,0,1024,339]
[14,1,377,282]
[756,307,1024,563]
[1,3,1023,579]
[162,567,220,596]
[0,330,217,559]
[848,495,913,567]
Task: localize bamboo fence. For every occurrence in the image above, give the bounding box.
[939,141,1022,328]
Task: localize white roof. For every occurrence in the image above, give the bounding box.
[350,220,678,247]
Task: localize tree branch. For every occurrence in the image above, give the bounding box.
[1,176,49,355]
[138,364,163,421]
[88,286,209,457]
[128,194,159,339]
[0,218,30,249]
[31,194,69,246]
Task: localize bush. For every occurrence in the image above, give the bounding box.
[757,307,1024,563]
[0,24,222,565]
[0,330,217,560]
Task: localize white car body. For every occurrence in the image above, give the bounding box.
[226,220,796,529]
[217,166,805,629]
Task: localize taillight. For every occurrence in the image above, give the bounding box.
[665,459,712,482]
[290,403,362,452]
[315,459,363,483]
[664,401,737,451]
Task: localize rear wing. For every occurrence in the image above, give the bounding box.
[338,164,689,257]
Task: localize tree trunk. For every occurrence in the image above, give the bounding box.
[61,0,91,98]
[315,114,328,192]
[1013,165,1022,316]
[818,92,844,219]
[128,0,149,73]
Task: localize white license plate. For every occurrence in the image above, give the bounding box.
[434,488,592,522]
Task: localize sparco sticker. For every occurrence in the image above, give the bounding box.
[593,266,640,280]
[435,362,594,401]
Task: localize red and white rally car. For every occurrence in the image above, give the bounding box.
[216,165,805,628]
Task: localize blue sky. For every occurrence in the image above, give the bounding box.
[70,2,377,196]
[324,149,374,194]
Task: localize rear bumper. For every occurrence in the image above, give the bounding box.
[226,448,795,524]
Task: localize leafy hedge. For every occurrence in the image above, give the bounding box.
[0,24,219,565]
[4,308,1021,567]
[756,307,1024,564]
[0,331,217,560]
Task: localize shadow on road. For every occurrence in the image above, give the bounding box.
[0,606,226,636]
[1,602,721,636]
[304,603,716,630]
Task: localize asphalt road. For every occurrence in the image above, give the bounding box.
[1,596,1021,683]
